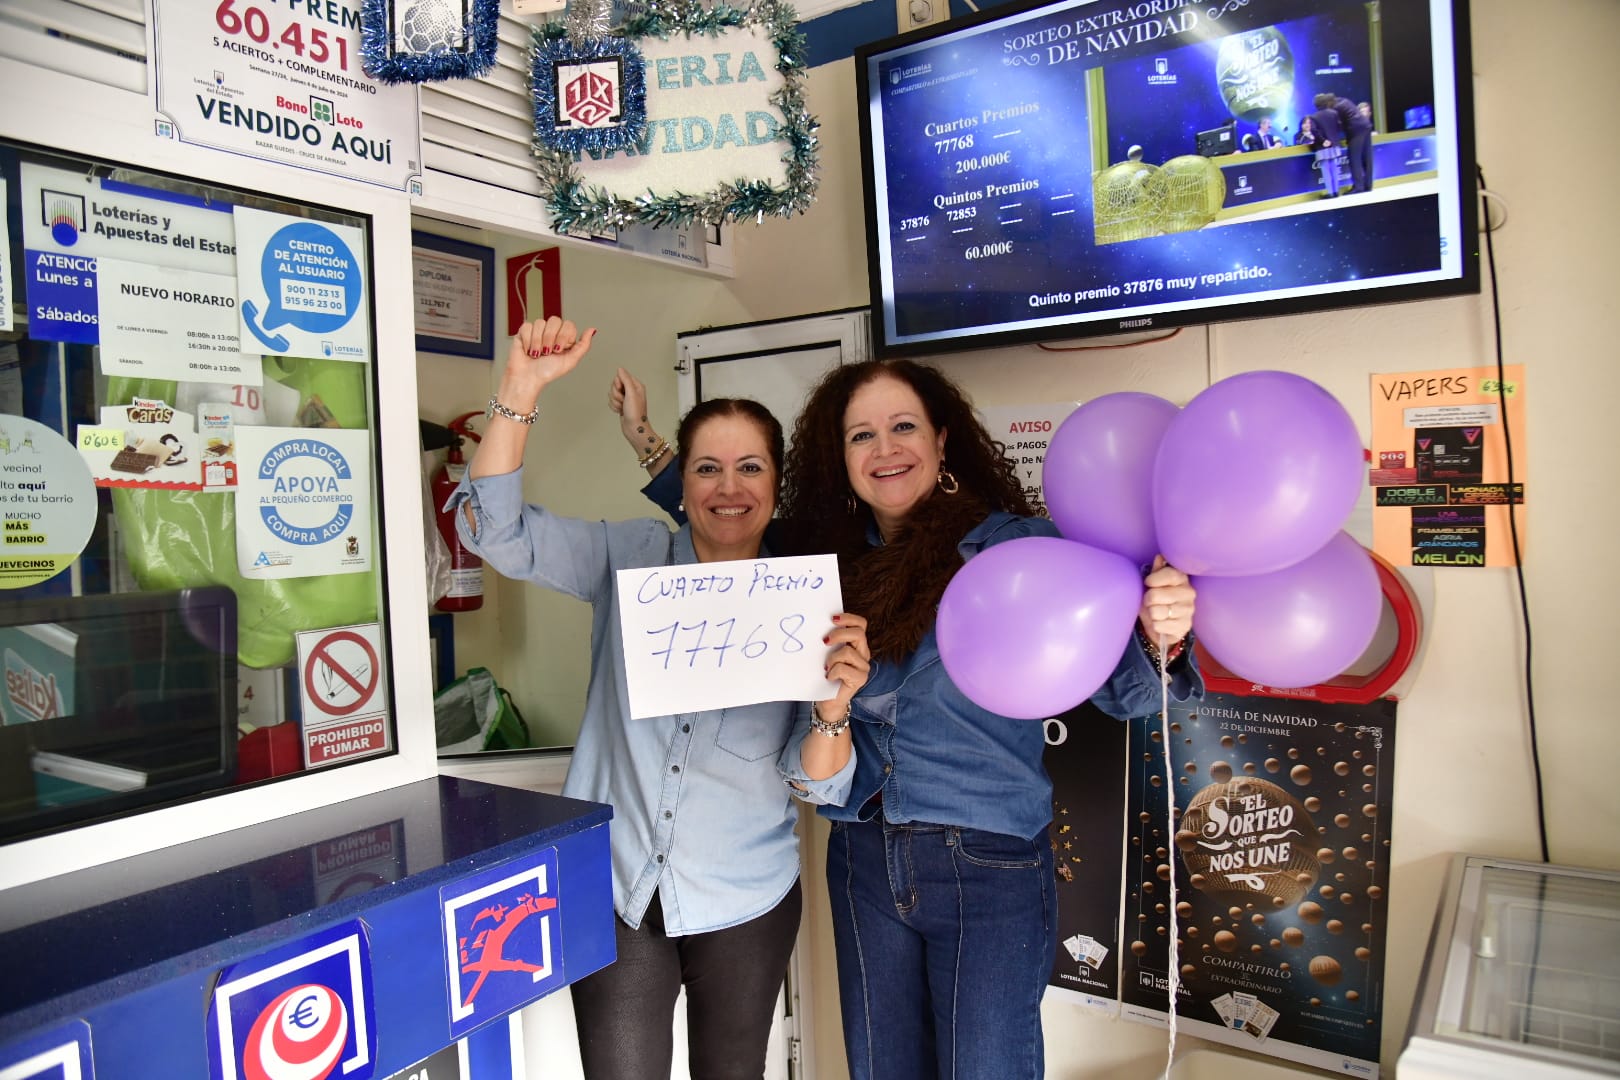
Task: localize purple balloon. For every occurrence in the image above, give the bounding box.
[1191,532,1382,689]
[1153,371,1363,577]
[1044,392,1179,567]
[937,536,1144,720]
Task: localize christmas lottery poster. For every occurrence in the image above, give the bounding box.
[1043,702,1129,1013]
[1119,692,1396,1077]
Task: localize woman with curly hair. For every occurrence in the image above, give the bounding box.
[628,359,1201,1079]
[782,360,1199,1079]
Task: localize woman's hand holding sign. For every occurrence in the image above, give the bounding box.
[820,612,871,722]
[802,611,869,783]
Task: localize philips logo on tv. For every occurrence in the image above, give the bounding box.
[1119,317,1154,329]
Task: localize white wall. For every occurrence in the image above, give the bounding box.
[420,0,1620,1074]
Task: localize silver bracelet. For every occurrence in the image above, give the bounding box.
[810,702,852,737]
[486,395,539,425]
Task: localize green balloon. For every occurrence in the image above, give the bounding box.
[1215,27,1295,122]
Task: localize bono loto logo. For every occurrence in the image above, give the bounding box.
[206,920,377,1080]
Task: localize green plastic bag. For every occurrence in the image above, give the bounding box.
[106,355,379,669]
[434,668,530,754]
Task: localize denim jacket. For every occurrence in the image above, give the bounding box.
[833,512,1201,839]
[446,468,854,934]
[642,467,1202,840]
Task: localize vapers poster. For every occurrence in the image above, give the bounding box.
[1115,692,1396,1077]
[1369,365,1527,568]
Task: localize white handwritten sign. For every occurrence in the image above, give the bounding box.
[616,553,842,720]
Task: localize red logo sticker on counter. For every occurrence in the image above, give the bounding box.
[206,920,376,1080]
[295,623,390,768]
[441,848,564,1040]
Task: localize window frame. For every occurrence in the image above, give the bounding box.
[0,62,438,891]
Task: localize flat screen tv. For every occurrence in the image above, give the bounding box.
[855,0,1477,355]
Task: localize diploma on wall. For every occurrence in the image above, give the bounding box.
[616,553,843,720]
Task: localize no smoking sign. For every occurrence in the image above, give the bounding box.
[295,622,390,768]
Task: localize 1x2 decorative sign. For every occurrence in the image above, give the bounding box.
[532,0,819,233]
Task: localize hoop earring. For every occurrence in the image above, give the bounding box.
[846,493,859,516]
[937,466,960,495]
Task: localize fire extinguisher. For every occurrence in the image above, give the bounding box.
[431,412,484,612]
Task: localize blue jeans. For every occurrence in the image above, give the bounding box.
[826,818,1056,1080]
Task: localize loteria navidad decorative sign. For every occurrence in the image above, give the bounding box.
[533,0,819,232]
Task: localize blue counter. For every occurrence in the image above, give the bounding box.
[0,776,614,1079]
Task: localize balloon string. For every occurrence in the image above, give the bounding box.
[1160,630,1180,1079]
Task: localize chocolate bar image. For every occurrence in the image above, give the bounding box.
[111,448,161,473]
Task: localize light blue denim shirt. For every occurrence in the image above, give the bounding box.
[446,468,854,934]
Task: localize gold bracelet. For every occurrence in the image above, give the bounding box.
[638,439,670,469]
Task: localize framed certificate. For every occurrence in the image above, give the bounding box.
[411,231,495,359]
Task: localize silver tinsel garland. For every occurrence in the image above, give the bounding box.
[565,0,614,44]
[360,0,500,84]
[534,0,820,233]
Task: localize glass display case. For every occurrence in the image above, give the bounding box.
[1400,855,1620,1078]
[0,139,397,844]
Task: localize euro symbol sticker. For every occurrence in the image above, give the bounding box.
[289,993,323,1029]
